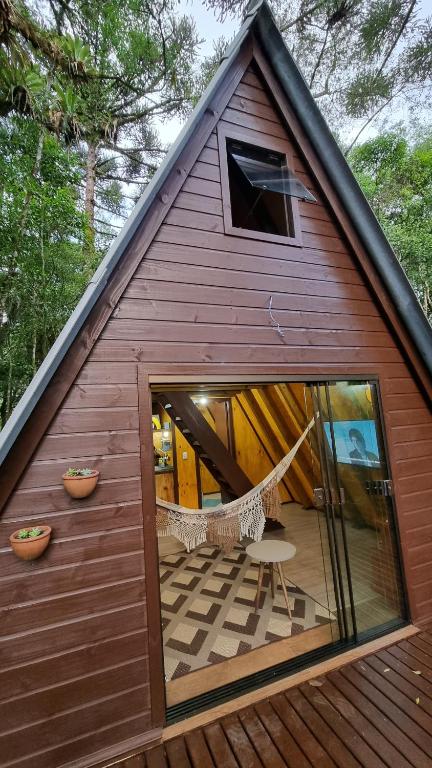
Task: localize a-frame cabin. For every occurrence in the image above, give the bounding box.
[1,2,432,767]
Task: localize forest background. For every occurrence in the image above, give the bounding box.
[0,0,431,426]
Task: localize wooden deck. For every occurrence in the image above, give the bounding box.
[125,626,432,768]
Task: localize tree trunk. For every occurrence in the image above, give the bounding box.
[84,141,97,249]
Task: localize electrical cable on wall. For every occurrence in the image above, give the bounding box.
[268,295,285,339]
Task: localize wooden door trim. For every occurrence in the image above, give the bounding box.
[166,623,336,707]
[137,367,166,728]
[149,372,382,383]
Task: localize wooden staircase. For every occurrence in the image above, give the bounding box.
[156,392,252,500]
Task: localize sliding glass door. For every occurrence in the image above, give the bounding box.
[152,378,406,716]
[307,380,406,643]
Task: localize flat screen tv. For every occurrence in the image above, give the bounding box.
[323,420,381,468]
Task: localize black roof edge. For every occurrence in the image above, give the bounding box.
[253,2,432,382]
[0,7,256,467]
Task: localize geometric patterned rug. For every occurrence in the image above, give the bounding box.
[159,543,332,681]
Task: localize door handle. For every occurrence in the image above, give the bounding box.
[365,479,393,496]
[313,487,345,507]
[313,488,327,508]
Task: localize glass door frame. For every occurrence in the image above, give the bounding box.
[147,373,409,723]
[307,378,409,647]
[307,382,358,645]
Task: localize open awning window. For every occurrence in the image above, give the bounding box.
[229,150,316,203]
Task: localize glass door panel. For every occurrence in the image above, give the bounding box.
[303,385,343,645]
[306,384,357,642]
[320,381,405,636]
[154,381,348,708]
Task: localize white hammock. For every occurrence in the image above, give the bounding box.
[156,417,315,552]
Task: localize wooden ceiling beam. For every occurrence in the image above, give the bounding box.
[234,394,293,503]
[240,389,308,505]
[252,388,313,506]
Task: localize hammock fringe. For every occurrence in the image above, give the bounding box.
[155,417,315,553]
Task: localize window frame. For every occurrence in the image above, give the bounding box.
[218,123,304,247]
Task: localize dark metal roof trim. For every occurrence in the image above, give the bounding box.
[0,0,431,468]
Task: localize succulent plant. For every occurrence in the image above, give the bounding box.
[65,467,94,477]
[16,529,30,539]
[28,527,43,537]
[16,527,43,539]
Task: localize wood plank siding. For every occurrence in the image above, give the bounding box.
[0,49,431,768]
[0,359,151,768]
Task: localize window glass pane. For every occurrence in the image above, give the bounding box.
[230,151,316,202]
[227,147,291,235]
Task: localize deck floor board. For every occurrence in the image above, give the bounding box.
[253,699,313,768]
[138,628,432,767]
[184,729,216,768]
[203,722,240,768]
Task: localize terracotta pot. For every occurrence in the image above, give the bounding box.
[62,470,99,499]
[10,526,52,561]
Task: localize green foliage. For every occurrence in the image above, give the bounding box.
[57,34,92,71]
[65,467,94,476]
[345,71,394,118]
[0,117,88,426]
[1,0,201,247]
[360,0,407,57]
[0,51,46,118]
[16,529,30,539]
[16,527,43,539]
[28,527,43,537]
[0,0,202,426]
[192,35,231,103]
[349,130,432,319]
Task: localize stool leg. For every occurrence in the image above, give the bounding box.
[255,562,264,611]
[276,563,292,619]
[269,564,275,599]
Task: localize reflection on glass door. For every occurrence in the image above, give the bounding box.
[302,385,344,645]
[308,380,405,641]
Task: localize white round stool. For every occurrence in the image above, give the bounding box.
[246,539,296,618]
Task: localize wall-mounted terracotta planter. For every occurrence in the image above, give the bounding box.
[62,470,99,499]
[10,526,52,561]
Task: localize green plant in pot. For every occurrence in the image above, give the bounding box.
[62,467,99,499]
[10,526,52,561]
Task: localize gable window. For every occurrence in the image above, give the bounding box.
[219,125,316,246]
[227,140,293,237]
